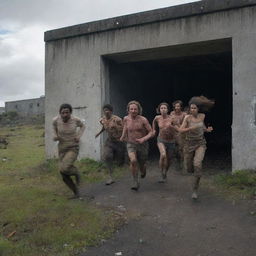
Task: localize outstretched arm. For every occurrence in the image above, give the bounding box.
[95,127,105,138]
[95,118,105,138]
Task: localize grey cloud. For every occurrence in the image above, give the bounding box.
[0,57,44,100]
[0,0,197,28]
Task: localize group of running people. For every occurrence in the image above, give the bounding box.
[53,96,214,200]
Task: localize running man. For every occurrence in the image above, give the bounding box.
[120,100,152,191]
[152,102,176,183]
[178,96,214,199]
[95,104,125,185]
[53,103,85,199]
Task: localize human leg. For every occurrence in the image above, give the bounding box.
[128,151,140,190]
[59,149,80,197]
[137,142,148,179]
[114,141,126,166]
[157,142,168,182]
[192,145,206,199]
[183,145,194,174]
[103,140,115,185]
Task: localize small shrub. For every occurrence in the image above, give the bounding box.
[6,111,18,119]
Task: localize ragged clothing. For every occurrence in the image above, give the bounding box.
[184,119,206,153]
[52,115,84,152]
[100,115,123,141]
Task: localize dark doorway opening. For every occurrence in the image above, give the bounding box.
[104,40,232,171]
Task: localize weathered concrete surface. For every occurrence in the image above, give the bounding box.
[81,164,256,256]
[45,0,256,170]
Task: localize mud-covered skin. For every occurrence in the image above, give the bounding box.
[53,108,85,197]
[120,103,152,190]
[99,115,123,141]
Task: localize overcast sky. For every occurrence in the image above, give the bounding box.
[0,0,198,107]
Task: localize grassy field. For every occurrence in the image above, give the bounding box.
[0,125,125,256]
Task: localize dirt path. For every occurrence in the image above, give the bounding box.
[81,162,256,256]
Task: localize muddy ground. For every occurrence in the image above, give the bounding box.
[81,160,256,256]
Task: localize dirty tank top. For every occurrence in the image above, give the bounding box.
[186,119,205,141]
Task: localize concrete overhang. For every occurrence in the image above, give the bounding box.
[44,0,256,42]
[103,38,232,63]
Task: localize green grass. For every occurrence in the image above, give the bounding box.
[213,170,256,199]
[0,125,126,255]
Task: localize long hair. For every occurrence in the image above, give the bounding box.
[188,96,215,112]
[156,102,170,114]
[127,100,143,115]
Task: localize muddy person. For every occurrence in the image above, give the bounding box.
[152,103,176,183]
[53,103,85,199]
[170,100,187,171]
[178,96,214,200]
[95,104,125,185]
[120,101,152,191]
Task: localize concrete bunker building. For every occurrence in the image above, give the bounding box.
[45,0,256,171]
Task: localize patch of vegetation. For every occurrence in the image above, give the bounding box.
[77,158,126,183]
[213,170,256,199]
[0,112,44,126]
[0,125,126,255]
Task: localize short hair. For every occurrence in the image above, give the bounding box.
[172,100,183,108]
[102,104,113,112]
[59,103,72,113]
[156,102,170,114]
[127,100,142,115]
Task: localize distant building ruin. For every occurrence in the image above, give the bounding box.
[5,96,45,117]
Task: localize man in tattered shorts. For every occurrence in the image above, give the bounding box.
[95,104,125,185]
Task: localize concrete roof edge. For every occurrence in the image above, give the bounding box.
[44,0,256,42]
[5,97,45,104]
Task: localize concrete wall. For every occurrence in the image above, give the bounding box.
[5,97,45,117]
[45,1,256,170]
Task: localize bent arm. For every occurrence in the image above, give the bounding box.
[52,121,59,141]
[76,120,86,140]
[152,117,158,137]
[140,119,153,142]
[178,116,192,133]
[120,118,127,141]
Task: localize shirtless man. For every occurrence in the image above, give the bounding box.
[95,104,124,185]
[53,103,85,199]
[170,100,187,171]
[152,103,176,183]
[120,101,152,191]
